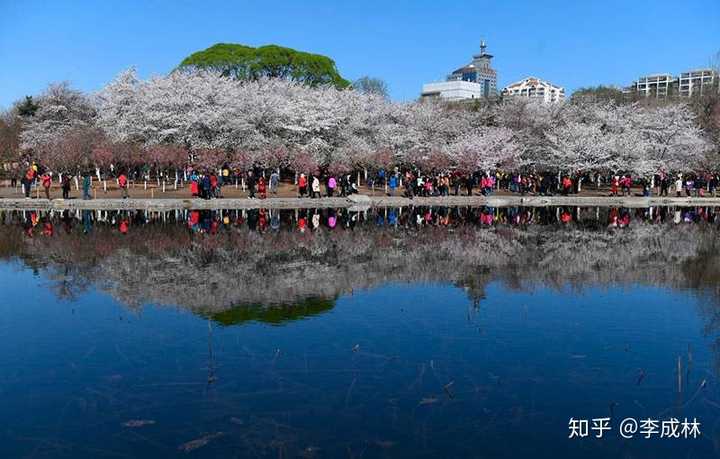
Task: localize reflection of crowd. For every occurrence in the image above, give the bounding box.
[7,205,720,239]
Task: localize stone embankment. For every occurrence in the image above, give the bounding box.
[1,194,719,211]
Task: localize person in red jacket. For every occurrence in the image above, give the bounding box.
[42,220,54,237]
[298,173,308,198]
[188,210,200,230]
[610,176,619,196]
[21,168,35,198]
[118,172,129,199]
[190,179,199,198]
[210,173,219,198]
[41,173,52,200]
[621,175,632,196]
[257,177,267,199]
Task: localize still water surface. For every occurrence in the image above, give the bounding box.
[2,206,720,458]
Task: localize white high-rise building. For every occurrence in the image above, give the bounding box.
[679,69,718,97]
[501,77,565,103]
[421,41,498,101]
[635,74,676,98]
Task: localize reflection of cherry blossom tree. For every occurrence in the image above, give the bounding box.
[4,212,720,314]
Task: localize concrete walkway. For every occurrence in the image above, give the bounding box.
[1,195,719,211]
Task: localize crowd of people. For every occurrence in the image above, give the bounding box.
[6,160,720,201]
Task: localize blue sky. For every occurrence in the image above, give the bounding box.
[1,0,718,108]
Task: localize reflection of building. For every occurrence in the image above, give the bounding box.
[421,41,497,101]
[501,77,565,103]
[679,69,718,97]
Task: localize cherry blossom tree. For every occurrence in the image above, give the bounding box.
[637,104,711,173]
[18,68,715,180]
[450,127,520,173]
[21,82,98,170]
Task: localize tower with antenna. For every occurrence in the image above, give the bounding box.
[446,40,497,98]
[420,39,498,101]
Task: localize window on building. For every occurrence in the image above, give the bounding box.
[462,72,476,82]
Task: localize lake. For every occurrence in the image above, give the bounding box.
[2,206,720,458]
